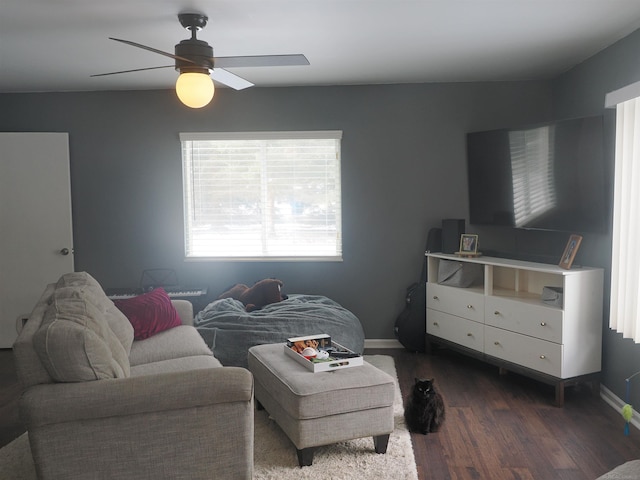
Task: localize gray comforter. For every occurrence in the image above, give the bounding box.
[194,294,365,368]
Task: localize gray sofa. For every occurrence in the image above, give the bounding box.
[12,272,254,480]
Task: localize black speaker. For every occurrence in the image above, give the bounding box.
[442,219,465,253]
[426,227,442,253]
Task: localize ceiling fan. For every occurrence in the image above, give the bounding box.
[92,13,309,108]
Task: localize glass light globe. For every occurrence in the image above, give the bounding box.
[175,72,214,108]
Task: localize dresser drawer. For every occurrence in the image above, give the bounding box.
[427,284,485,322]
[427,309,484,352]
[485,296,563,343]
[484,326,563,377]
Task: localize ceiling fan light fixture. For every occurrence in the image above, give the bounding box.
[175,71,214,108]
[94,13,308,105]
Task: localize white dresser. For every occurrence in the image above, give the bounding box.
[425,253,603,406]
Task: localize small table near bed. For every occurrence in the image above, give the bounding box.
[247,343,395,467]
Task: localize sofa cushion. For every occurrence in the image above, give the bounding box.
[55,272,134,354]
[114,288,182,340]
[56,271,104,290]
[33,286,131,382]
[129,325,214,366]
[130,355,222,377]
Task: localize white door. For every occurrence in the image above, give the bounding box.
[0,133,74,348]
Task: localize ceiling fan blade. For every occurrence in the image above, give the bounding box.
[213,54,309,69]
[211,68,254,90]
[91,65,174,77]
[109,37,195,65]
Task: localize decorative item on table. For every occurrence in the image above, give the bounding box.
[285,334,363,372]
[287,334,331,355]
[301,347,318,359]
[559,234,582,270]
[456,234,481,257]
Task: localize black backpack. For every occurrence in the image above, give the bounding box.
[394,282,427,352]
[394,227,441,352]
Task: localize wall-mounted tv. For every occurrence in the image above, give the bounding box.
[466,115,610,234]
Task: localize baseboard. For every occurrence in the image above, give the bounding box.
[364,339,403,349]
[601,384,640,432]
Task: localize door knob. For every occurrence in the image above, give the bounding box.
[60,248,71,255]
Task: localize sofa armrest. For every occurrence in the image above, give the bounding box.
[171,299,194,325]
[21,366,252,427]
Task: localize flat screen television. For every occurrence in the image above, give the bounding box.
[466,115,610,234]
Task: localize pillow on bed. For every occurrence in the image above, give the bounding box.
[114,288,181,340]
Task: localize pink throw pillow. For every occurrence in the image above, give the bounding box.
[114,288,181,340]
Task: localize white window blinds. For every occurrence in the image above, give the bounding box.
[180,131,342,260]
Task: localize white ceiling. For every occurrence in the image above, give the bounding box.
[3,1,640,94]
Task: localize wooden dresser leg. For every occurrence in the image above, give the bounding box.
[555,381,565,407]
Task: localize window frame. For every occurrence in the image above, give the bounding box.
[180,130,343,262]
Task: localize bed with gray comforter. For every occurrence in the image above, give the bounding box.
[194,294,365,368]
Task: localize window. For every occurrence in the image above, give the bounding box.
[180,131,342,260]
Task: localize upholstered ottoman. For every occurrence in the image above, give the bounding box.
[247,343,395,467]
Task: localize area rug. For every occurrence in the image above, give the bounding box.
[0,355,417,480]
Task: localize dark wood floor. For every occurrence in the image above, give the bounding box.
[369,346,640,480]
[2,347,640,479]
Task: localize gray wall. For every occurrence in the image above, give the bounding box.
[5,27,640,406]
[551,28,640,407]
[0,82,551,340]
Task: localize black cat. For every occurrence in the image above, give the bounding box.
[404,378,445,435]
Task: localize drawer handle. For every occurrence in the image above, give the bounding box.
[539,355,546,359]
[494,311,500,315]
[433,295,439,300]
[433,322,439,326]
[540,322,546,326]
[467,305,473,309]
[494,341,500,346]
[467,333,473,337]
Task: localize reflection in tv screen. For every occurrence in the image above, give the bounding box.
[466,115,609,234]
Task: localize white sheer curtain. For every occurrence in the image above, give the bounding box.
[610,96,640,341]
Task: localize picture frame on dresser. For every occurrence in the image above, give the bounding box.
[559,235,582,270]
[458,234,478,255]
